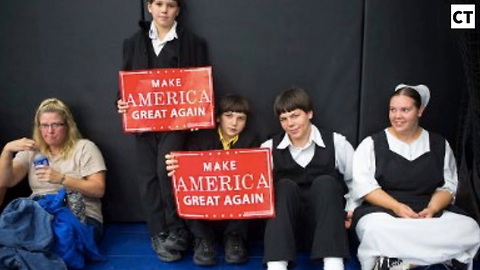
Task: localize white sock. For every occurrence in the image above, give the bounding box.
[323,257,344,270]
[267,260,288,270]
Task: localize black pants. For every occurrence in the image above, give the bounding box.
[135,131,187,236]
[188,219,248,242]
[263,176,349,266]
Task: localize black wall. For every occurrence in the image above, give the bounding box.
[0,0,466,222]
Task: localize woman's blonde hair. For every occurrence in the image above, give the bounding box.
[32,98,82,159]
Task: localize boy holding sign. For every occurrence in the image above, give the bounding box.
[117,0,209,263]
[262,88,356,270]
[166,94,260,266]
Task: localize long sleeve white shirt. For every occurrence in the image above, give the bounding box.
[352,128,457,204]
[261,124,357,211]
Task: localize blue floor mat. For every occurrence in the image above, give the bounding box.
[85,223,478,270]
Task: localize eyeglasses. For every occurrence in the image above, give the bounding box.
[39,123,65,130]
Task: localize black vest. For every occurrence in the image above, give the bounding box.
[373,131,445,211]
[146,39,179,69]
[271,129,346,193]
[352,131,452,226]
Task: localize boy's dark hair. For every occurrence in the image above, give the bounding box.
[274,87,313,117]
[147,0,183,7]
[391,87,422,109]
[217,94,250,117]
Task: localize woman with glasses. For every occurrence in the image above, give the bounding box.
[0,98,106,239]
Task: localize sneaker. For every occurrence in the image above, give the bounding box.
[443,259,468,270]
[164,229,190,251]
[193,238,217,266]
[151,233,182,262]
[372,257,383,270]
[224,233,248,264]
[373,257,408,270]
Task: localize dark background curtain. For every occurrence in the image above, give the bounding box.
[455,2,480,224]
[0,0,476,222]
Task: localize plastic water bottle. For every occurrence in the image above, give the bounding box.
[33,152,49,167]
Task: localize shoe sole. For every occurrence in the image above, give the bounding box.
[163,242,189,252]
[193,256,217,266]
[157,254,182,263]
[225,256,248,264]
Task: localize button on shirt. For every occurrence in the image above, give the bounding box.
[261,124,356,210]
[149,21,178,56]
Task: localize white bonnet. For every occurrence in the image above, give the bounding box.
[395,83,430,108]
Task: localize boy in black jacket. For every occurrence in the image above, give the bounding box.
[117,0,209,263]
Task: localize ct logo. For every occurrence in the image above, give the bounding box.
[451,4,475,29]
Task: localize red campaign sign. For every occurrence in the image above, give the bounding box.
[119,66,215,133]
[171,148,275,220]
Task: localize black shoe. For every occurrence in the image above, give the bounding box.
[446,259,468,270]
[164,229,190,251]
[151,233,182,262]
[373,257,405,270]
[193,238,217,266]
[224,233,248,264]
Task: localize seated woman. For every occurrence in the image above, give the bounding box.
[352,84,480,270]
[0,98,106,240]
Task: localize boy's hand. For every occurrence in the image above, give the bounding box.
[117,99,129,114]
[165,153,179,177]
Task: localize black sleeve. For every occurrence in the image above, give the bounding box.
[122,37,134,71]
[178,29,210,68]
[185,130,209,151]
[117,38,133,102]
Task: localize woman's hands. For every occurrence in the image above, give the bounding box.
[4,138,38,154]
[367,190,450,219]
[34,165,64,184]
[392,203,420,218]
[364,188,446,219]
[418,189,453,218]
[418,207,437,218]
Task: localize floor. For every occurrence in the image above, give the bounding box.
[85,223,479,270]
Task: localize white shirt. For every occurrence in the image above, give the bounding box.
[352,128,458,204]
[149,21,178,56]
[261,124,356,211]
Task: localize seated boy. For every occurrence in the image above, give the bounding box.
[262,88,356,270]
[166,94,260,266]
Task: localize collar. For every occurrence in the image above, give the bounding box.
[277,124,326,150]
[149,21,178,42]
[218,127,239,150]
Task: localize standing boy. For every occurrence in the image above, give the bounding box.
[117,0,209,263]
